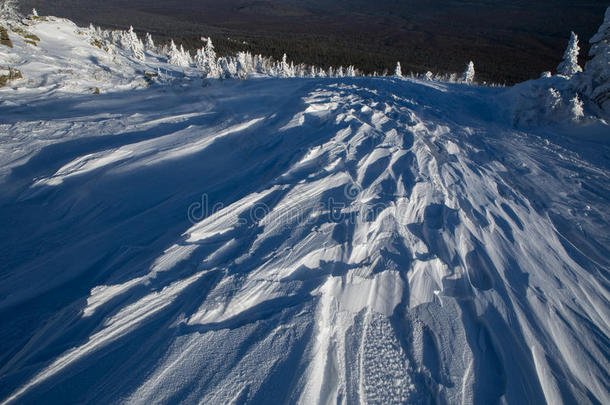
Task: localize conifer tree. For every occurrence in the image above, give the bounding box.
[570,95,584,120]
[144,33,155,52]
[194,47,206,70]
[585,7,610,111]
[309,65,316,78]
[278,54,292,78]
[123,26,145,62]
[462,61,475,84]
[179,44,192,65]
[394,62,402,78]
[0,0,20,21]
[557,32,583,77]
[204,39,221,78]
[168,40,187,66]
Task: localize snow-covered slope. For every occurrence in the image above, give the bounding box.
[1,15,609,405]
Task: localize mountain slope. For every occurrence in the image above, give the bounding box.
[1,15,609,405]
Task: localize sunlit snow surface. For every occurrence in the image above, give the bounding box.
[1,17,609,405]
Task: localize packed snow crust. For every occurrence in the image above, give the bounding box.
[1,15,609,405]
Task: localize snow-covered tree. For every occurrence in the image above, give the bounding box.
[462,61,475,84]
[346,65,356,77]
[32,8,38,17]
[1,0,20,21]
[181,44,192,65]
[290,61,296,77]
[254,54,264,73]
[557,32,582,77]
[585,7,610,112]
[219,57,237,78]
[167,40,180,64]
[424,71,433,81]
[546,88,562,111]
[168,40,191,67]
[236,52,254,79]
[122,26,145,61]
[394,62,402,78]
[569,95,584,120]
[277,54,294,78]
[203,38,220,78]
[144,33,155,52]
[194,47,206,69]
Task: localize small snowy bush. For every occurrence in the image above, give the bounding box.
[509,78,591,126]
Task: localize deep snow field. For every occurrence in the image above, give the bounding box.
[1,15,609,405]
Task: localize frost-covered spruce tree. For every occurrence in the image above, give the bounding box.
[281,54,291,77]
[168,40,191,67]
[295,63,306,78]
[346,65,356,77]
[557,32,582,77]
[168,40,180,65]
[180,44,192,65]
[277,54,294,78]
[221,57,238,78]
[394,62,402,78]
[144,33,155,52]
[0,0,20,21]
[462,61,475,84]
[254,54,264,74]
[585,7,610,112]
[195,39,219,73]
[236,52,254,79]
[122,26,145,61]
[194,47,206,70]
[201,38,220,78]
[290,61,296,77]
[570,95,584,120]
[546,88,562,111]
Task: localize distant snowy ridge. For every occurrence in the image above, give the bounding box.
[1,2,483,94]
[2,3,609,123]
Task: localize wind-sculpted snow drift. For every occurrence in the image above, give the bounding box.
[1,14,609,405]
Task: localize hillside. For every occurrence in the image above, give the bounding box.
[1,11,609,405]
[16,0,609,84]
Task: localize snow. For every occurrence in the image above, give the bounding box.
[0,13,609,405]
